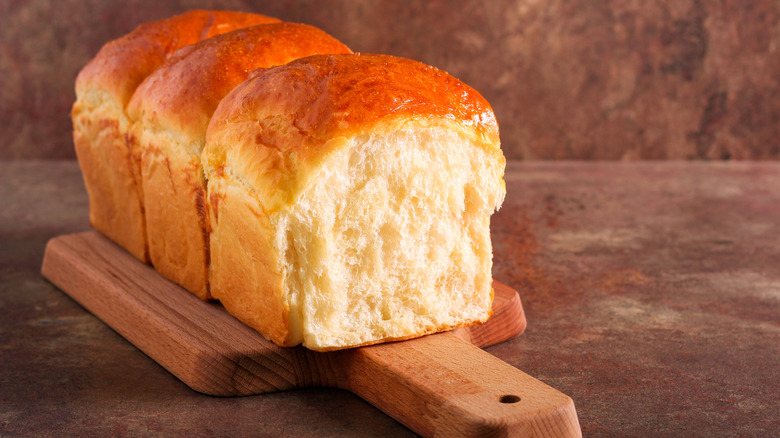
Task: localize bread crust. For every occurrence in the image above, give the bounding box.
[208,175,293,345]
[73,10,279,263]
[128,23,352,143]
[72,105,148,260]
[75,10,280,108]
[126,23,351,299]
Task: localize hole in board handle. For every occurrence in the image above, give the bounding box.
[499,394,521,404]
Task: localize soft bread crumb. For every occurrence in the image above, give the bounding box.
[273,127,504,350]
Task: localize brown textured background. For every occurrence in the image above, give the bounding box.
[1,0,779,160]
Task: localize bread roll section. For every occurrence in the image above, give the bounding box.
[73,12,505,350]
[125,23,351,299]
[203,54,506,350]
[71,10,279,263]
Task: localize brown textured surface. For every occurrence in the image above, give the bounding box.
[2,0,779,160]
[2,160,778,436]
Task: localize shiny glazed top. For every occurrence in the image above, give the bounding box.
[75,9,279,107]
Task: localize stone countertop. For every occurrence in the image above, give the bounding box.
[1,161,778,436]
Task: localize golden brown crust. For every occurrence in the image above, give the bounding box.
[76,10,280,108]
[139,147,212,298]
[204,53,500,213]
[210,53,498,144]
[127,23,352,144]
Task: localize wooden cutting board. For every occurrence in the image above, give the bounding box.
[42,231,581,438]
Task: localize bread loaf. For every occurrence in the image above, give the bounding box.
[72,10,279,262]
[202,54,506,351]
[73,11,506,351]
[125,23,351,300]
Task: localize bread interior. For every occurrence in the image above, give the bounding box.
[273,126,505,349]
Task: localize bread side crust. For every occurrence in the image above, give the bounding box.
[72,10,279,264]
[207,171,297,346]
[140,134,211,299]
[72,93,148,262]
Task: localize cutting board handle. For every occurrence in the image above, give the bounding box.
[337,332,582,438]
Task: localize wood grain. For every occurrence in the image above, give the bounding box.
[41,231,580,437]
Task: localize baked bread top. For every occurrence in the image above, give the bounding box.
[204,53,503,214]
[75,10,280,108]
[126,23,352,153]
